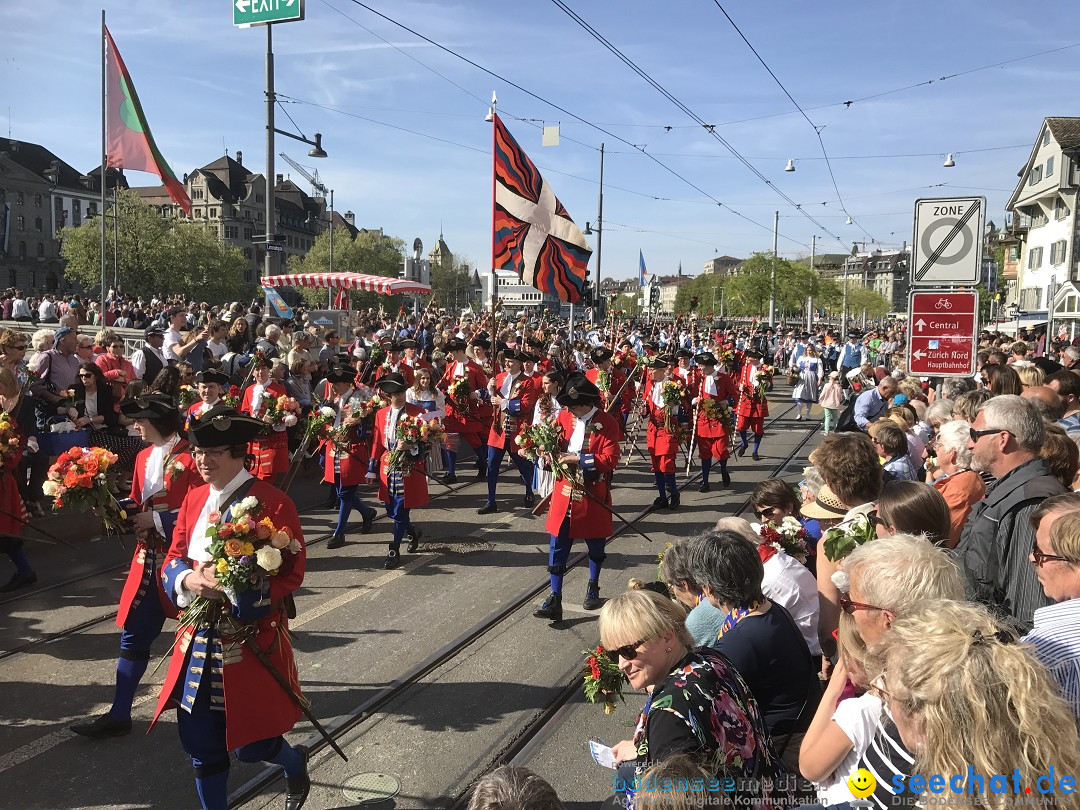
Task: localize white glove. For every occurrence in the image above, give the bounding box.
[365,471,376,482]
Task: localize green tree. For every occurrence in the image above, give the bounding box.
[429,254,479,314]
[287,227,407,312]
[846,284,892,320]
[60,188,249,300]
[724,252,783,316]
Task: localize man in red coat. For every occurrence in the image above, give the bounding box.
[585,347,634,430]
[534,375,622,623]
[437,337,490,483]
[400,337,431,373]
[239,354,289,482]
[72,394,202,740]
[374,340,416,387]
[644,356,688,510]
[690,352,738,492]
[735,348,770,461]
[152,406,309,810]
[321,366,377,549]
[478,348,537,514]
[366,372,429,568]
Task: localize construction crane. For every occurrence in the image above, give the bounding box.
[280,153,336,307]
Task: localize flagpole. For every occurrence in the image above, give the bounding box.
[100,9,107,311]
[489,91,497,320]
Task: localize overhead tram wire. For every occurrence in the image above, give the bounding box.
[548,0,850,250]
[333,0,815,252]
[707,0,874,244]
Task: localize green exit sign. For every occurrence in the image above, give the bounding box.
[233,0,305,27]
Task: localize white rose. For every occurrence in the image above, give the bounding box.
[236,496,259,516]
[780,516,802,532]
[42,480,58,497]
[320,406,336,418]
[287,538,302,554]
[831,570,850,593]
[255,545,283,572]
[283,414,298,427]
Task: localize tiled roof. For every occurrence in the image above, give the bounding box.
[1047,117,1080,151]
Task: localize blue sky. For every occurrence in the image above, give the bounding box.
[4,0,1078,282]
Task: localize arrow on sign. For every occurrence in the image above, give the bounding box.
[236,0,250,11]
[915,318,926,332]
[912,349,926,360]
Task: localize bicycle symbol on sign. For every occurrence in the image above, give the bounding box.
[934,298,953,310]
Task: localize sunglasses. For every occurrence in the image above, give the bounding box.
[753,506,783,520]
[11,345,27,351]
[604,638,649,664]
[969,427,1011,442]
[1031,538,1074,567]
[839,593,888,615]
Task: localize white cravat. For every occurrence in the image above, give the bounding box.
[334,388,356,428]
[386,407,402,447]
[651,381,664,407]
[250,384,266,415]
[499,373,517,411]
[453,361,465,377]
[677,367,691,380]
[176,468,254,605]
[703,374,717,396]
[142,433,181,502]
[568,407,597,453]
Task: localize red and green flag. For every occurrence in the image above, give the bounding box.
[104,26,191,215]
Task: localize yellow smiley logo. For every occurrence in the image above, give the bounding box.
[848,768,877,798]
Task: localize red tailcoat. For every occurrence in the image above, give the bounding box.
[151,480,306,751]
[438,360,490,436]
[116,438,201,628]
[673,365,699,390]
[375,362,415,387]
[735,363,770,418]
[402,355,432,372]
[693,373,738,461]
[240,382,290,479]
[544,408,622,539]
[586,367,634,417]
[0,414,26,537]
[486,372,537,447]
[370,403,430,509]
[320,388,374,486]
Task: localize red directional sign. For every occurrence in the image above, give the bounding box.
[906,290,979,376]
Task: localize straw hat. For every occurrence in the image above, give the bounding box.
[800,484,848,519]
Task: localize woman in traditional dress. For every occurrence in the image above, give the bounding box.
[791,343,822,421]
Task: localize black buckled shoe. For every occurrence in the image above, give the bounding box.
[476,502,498,515]
[652,496,670,509]
[406,527,423,554]
[583,581,602,611]
[284,745,310,810]
[444,472,458,484]
[669,494,681,510]
[70,713,132,740]
[533,592,562,622]
[0,571,37,593]
[698,482,711,493]
[752,451,761,461]
[735,444,747,458]
[361,508,375,535]
[325,534,345,550]
[523,492,535,507]
[384,548,401,570]
[475,466,488,480]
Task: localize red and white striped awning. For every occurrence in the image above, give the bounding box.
[260,272,431,296]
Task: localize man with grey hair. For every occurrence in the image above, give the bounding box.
[1061,345,1080,371]
[853,376,897,430]
[940,375,976,401]
[956,395,1065,633]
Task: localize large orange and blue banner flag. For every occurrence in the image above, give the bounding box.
[492,113,592,303]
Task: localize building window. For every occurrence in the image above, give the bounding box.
[34,217,42,232]
[88,202,97,216]
[1008,245,1019,261]
[1050,240,1067,265]
[256,194,263,203]
[34,193,42,207]
[15,215,24,231]
[1055,198,1070,220]
[192,188,204,200]
[15,192,23,206]
[16,242,24,260]
[1046,156,1055,177]
[210,208,218,219]
[195,209,202,218]
[244,228,253,240]
[1028,246,1044,268]
[224,225,238,239]
[36,242,44,258]
[1043,129,1051,147]
[73,199,81,226]
[244,209,252,220]
[29,270,36,287]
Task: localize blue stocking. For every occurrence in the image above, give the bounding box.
[654,471,667,499]
[548,520,573,594]
[700,457,712,485]
[585,537,606,583]
[446,449,458,477]
[738,430,749,450]
[109,652,149,720]
[193,762,229,810]
[752,434,763,454]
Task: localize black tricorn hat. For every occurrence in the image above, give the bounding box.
[398,338,418,350]
[503,347,529,362]
[695,352,718,366]
[325,366,355,384]
[471,337,491,350]
[675,348,693,359]
[195,369,230,386]
[556,375,602,407]
[374,372,409,394]
[589,346,614,364]
[188,406,266,448]
[641,342,659,353]
[743,349,764,360]
[120,393,177,420]
[444,337,467,352]
[644,357,669,370]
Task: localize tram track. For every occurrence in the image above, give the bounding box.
[227,399,815,809]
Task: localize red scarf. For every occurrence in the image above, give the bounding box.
[757,542,778,564]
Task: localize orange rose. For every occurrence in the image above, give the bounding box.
[255,518,274,540]
[224,539,244,557]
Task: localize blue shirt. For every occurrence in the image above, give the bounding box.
[854,388,888,430]
[1058,413,1080,436]
[1024,598,1080,725]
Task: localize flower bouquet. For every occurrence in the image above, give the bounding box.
[582,645,626,714]
[822,511,876,562]
[178,385,197,411]
[516,420,584,486]
[44,446,127,534]
[0,412,21,462]
[259,393,301,429]
[699,397,733,429]
[758,516,813,562]
[304,405,338,445]
[660,378,686,431]
[386,414,444,472]
[222,385,242,409]
[447,376,472,408]
[175,495,301,631]
[56,388,77,420]
[756,364,775,399]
